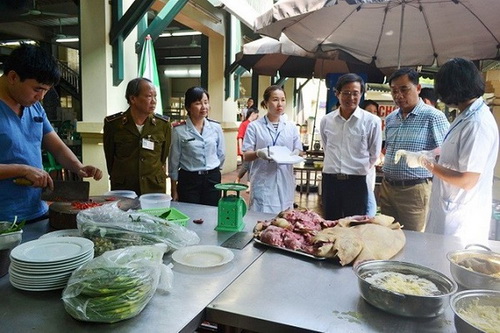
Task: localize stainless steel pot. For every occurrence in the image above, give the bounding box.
[0,221,23,277]
[354,260,458,317]
[446,244,500,291]
[450,290,500,333]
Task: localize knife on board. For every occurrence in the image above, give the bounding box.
[14,178,90,202]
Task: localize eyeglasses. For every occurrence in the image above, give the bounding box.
[390,85,413,95]
[339,91,361,98]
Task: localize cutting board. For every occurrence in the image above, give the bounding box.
[48,196,136,229]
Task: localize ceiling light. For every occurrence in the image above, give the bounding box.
[164,69,189,77]
[163,55,201,60]
[164,65,201,78]
[0,40,36,46]
[159,31,202,38]
[56,37,79,43]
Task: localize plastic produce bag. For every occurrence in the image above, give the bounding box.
[76,203,200,256]
[62,245,173,323]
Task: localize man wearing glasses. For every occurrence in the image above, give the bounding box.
[380,68,449,231]
[320,73,382,220]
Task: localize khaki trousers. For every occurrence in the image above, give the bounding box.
[379,179,432,232]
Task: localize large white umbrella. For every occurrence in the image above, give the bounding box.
[138,34,163,114]
[232,34,386,81]
[255,0,500,68]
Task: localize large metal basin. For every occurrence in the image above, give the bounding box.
[447,245,500,291]
[450,289,500,333]
[354,260,457,318]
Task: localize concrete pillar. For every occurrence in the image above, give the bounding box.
[77,0,138,195]
[485,70,500,201]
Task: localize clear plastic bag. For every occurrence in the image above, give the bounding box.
[62,245,173,323]
[76,203,200,256]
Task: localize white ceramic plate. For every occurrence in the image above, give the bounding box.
[39,229,81,239]
[269,146,304,165]
[171,245,234,268]
[10,237,94,263]
[9,278,67,291]
[10,250,93,267]
[9,252,93,274]
[8,270,71,284]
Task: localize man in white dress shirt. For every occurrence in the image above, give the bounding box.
[320,73,382,220]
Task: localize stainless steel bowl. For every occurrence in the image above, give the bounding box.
[450,290,500,333]
[447,245,500,291]
[0,222,23,250]
[354,260,458,317]
[0,221,23,277]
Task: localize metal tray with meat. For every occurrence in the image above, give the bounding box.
[252,209,337,260]
[253,238,327,260]
[253,209,406,266]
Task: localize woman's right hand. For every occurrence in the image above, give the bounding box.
[256,148,273,160]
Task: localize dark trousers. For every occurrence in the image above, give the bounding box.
[321,173,368,220]
[178,169,221,206]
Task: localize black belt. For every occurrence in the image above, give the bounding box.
[328,173,366,180]
[384,178,431,186]
[181,168,219,175]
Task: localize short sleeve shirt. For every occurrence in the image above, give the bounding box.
[383,99,449,180]
[0,101,53,221]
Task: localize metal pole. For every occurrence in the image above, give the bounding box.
[310,79,322,150]
[397,1,405,69]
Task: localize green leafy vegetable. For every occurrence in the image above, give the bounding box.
[63,266,155,323]
[0,217,25,234]
[159,209,171,219]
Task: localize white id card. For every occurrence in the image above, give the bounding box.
[142,138,154,150]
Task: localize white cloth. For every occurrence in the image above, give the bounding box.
[256,147,272,160]
[426,98,499,243]
[366,166,376,191]
[366,166,377,216]
[242,115,302,214]
[394,150,434,168]
[320,107,382,175]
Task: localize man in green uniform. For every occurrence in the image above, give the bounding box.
[103,78,171,195]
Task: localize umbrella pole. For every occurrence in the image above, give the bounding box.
[397,2,406,69]
[310,79,322,150]
[296,79,310,125]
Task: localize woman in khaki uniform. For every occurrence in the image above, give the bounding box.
[103,78,170,196]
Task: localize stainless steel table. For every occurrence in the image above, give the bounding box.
[0,202,272,333]
[206,231,500,333]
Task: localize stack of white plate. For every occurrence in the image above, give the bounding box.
[9,237,94,291]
